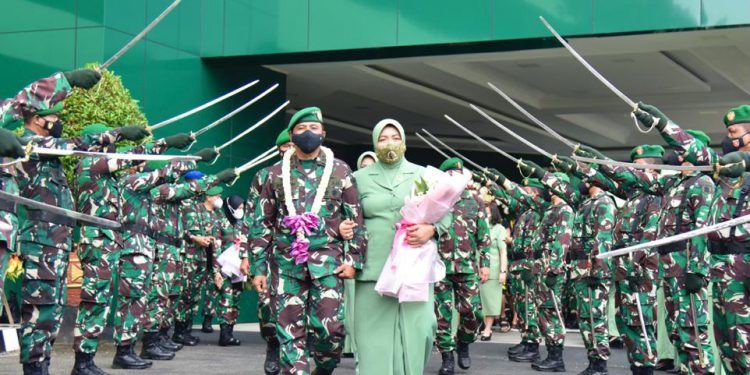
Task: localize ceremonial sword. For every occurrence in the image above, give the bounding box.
[0,147,201,167]
[418,129,486,171]
[470,104,554,159]
[227,147,278,186]
[415,133,451,160]
[572,155,714,172]
[443,114,519,163]
[0,191,121,229]
[211,100,290,163]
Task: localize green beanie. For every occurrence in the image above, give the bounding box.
[372,118,405,148]
[206,186,224,196]
[523,177,545,190]
[629,144,665,161]
[439,157,464,172]
[81,123,112,136]
[724,105,750,127]
[275,129,291,146]
[287,107,323,132]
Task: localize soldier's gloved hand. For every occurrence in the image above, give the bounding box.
[119,125,150,141]
[684,273,706,294]
[586,276,602,288]
[521,270,533,283]
[575,145,607,160]
[64,68,102,89]
[163,133,193,149]
[634,102,671,131]
[486,168,507,185]
[517,160,545,179]
[471,171,488,185]
[216,168,238,184]
[194,148,218,163]
[0,128,26,158]
[552,156,577,174]
[544,274,557,289]
[718,151,750,177]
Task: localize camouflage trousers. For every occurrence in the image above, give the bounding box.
[534,274,565,347]
[712,274,750,375]
[215,278,242,325]
[19,242,69,364]
[662,275,714,375]
[510,270,540,343]
[73,239,119,354]
[614,277,658,368]
[258,267,278,342]
[276,273,345,375]
[113,253,152,346]
[203,276,219,317]
[175,249,207,323]
[434,273,482,353]
[144,243,179,333]
[574,278,610,361]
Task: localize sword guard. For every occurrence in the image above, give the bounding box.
[208,147,220,165]
[182,132,197,152]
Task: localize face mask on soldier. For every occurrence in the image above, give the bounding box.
[212,197,223,209]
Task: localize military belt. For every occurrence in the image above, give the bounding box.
[0,199,17,215]
[709,240,750,255]
[120,222,155,239]
[657,240,687,255]
[154,232,180,247]
[26,209,76,227]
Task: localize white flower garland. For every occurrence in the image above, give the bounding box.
[281,146,335,217]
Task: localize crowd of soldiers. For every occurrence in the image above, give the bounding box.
[0,68,749,375]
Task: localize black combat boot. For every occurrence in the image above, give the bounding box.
[654,359,674,372]
[218,324,241,346]
[456,343,471,369]
[438,351,455,375]
[510,342,540,362]
[639,366,654,375]
[588,358,609,375]
[23,360,48,375]
[264,339,281,375]
[531,345,565,372]
[201,315,214,333]
[71,351,109,375]
[311,368,334,375]
[140,332,176,360]
[508,341,526,356]
[112,345,151,370]
[172,320,199,346]
[158,327,183,351]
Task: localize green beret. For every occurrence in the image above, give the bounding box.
[206,186,223,196]
[439,157,464,172]
[522,177,545,190]
[629,144,665,161]
[275,129,291,146]
[81,123,112,136]
[287,107,322,132]
[34,101,64,116]
[724,105,750,127]
[146,160,169,171]
[116,145,135,153]
[686,129,711,146]
[552,172,570,184]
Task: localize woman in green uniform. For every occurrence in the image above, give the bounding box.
[352,119,450,375]
[479,204,508,340]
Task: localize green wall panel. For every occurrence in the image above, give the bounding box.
[201,0,225,56]
[223,0,308,55]
[308,0,398,51]
[75,27,105,68]
[0,29,76,92]
[0,0,76,33]
[103,0,146,35]
[77,0,105,28]
[493,0,593,39]
[593,0,701,34]
[701,0,750,27]
[399,0,492,45]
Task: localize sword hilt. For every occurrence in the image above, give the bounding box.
[208,146,220,166]
[182,132,197,152]
[227,168,240,187]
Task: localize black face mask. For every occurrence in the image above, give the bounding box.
[291,130,324,154]
[721,136,737,156]
[730,132,750,150]
[45,120,63,138]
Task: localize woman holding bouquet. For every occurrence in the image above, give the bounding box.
[352,119,452,375]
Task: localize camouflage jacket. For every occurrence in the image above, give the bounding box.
[659,121,715,166]
[437,188,491,274]
[119,161,194,257]
[538,201,574,275]
[569,189,616,281]
[706,174,750,282]
[249,152,367,280]
[18,127,122,250]
[501,180,545,273]
[184,200,222,255]
[151,165,213,247]
[241,165,271,255]
[646,171,715,278]
[0,72,72,130]
[77,140,169,246]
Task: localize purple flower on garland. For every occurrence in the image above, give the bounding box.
[283,212,321,264]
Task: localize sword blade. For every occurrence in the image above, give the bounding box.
[100,0,182,70]
[487,82,577,149]
[31,147,201,161]
[598,213,750,259]
[470,104,554,159]
[572,155,713,172]
[217,100,290,151]
[0,191,121,229]
[150,80,259,131]
[415,133,452,159]
[194,83,280,137]
[444,114,519,163]
[539,16,636,109]
[549,289,567,336]
[419,129,486,171]
[236,147,277,175]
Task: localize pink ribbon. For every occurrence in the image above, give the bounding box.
[283,213,321,265]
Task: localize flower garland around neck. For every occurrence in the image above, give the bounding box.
[281,146,334,264]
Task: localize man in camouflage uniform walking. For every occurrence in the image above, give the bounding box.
[434,158,491,375]
[249,107,367,375]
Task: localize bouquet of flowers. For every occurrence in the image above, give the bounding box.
[375,166,470,302]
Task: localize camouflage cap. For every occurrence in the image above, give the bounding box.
[275,129,291,146]
[439,157,464,172]
[629,144,664,161]
[81,123,112,136]
[287,106,322,132]
[206,186,223,196]
[724,104,750,127]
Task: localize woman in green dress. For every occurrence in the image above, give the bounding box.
[479,203,508,340]
[352,119,451,375]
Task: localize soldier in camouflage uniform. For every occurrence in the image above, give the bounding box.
[633,103,716,375]
[249,107,367,375]
[521,159,617,375]
[705,104,750,374]
[71,122,192,374]
[434,158,491,375]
